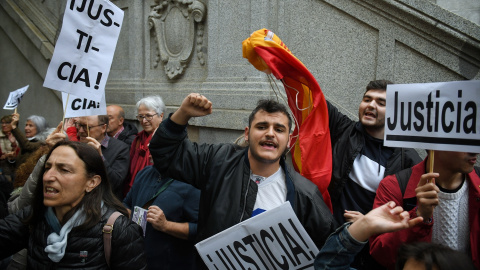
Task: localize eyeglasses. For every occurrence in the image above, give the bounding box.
[75,123,105,131]
[136,113,158,121]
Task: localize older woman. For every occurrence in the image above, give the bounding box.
[0,141,146,269]
[123,96,165,196]
[0,115,18,181]
[11,113,48,167]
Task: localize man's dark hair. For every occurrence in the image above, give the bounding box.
[395,242,476,270]
[364,79,393,95]
[248,99,292,132]
[97,115,109,126]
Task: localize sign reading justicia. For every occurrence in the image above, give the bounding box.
[384,80,479,153]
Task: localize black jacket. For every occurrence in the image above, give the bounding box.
[150,117,336,249]
[117,122,138,146]
[0,207,146,269]
[326,101,422,203]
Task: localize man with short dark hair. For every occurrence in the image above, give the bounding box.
[327,80,422,269]
[76,115,130,199]
[107,105,138,145]
[149,93,336,253]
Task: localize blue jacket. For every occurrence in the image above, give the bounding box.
[123,166,200,270]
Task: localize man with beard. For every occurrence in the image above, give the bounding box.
[327,80,422,269]
[149,93,336,255]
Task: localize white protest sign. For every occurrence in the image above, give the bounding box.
[43,0,123,101]
[384,80,480,152]
[195,202,319,270]
[62,92,106,118]
[3,85,29,110]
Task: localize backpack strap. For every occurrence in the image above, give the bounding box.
[395,167,413,197]
[103,211,123,268]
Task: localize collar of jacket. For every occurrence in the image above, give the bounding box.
[242,148,296,210]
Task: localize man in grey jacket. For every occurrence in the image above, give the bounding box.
[149,93,336,253]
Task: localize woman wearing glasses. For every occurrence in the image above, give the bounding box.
[123,96,165,196]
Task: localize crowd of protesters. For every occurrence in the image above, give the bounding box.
[0,80,477,270]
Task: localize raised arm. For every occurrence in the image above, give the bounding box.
[170,93,212,125]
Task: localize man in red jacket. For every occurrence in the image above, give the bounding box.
[370,150,480,269]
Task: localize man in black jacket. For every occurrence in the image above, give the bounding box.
[149,93,336,253]
[327,80,422,269]
[107,105,138,146]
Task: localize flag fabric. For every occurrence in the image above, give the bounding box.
[242,29,333,211]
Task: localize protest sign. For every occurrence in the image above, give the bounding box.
[62,92,106,118]
[3,85,29,110]
[195,202,319,270]
[43,0,124,101]
[384,80,480,152]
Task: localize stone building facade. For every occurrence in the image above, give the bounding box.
[1,0,479,145]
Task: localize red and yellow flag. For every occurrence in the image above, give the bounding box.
[243,29,332,211]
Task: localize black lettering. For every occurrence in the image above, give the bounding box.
[252,234,274,268]
[400,101,412,131]
[279,223,310,265]
[441,101,454,133]
[87,100,97,109]
[87,0,103,20]
[73,68,90,87]
[101,9,114,27]
[387,91,398,130]
[457,100,462,133]
[242,235,269,269]
[270,226,296,266]
[234,241,259,270]
[69,65,77,82]
[82,98,88,109]
[434,90,440,132]
[413,101,424,132]
[206,254,220,270]
[215,250,231,270]
[464,101,477,134]
[76,29,88,50]
[261,230,288,270]
[426,93,433,132]
[220,248,236,270]
[227,245,245,270]
[71,98,82,110]
[57,62,71,80]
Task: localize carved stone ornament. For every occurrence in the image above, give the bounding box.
[149,0,206,79]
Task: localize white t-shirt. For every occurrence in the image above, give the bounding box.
[252,167,287,216]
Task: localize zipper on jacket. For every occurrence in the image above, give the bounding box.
[239,180,250,222]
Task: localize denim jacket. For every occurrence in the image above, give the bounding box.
[314,223,365,270]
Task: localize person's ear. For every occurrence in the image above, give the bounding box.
[86,175,101,193]
[244,127,249,142]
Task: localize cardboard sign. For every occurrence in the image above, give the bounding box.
[384,80,480,152]
[195,202,319,270]
[3,85,29,110]
[43,0,124,101]
[62,92,106,118]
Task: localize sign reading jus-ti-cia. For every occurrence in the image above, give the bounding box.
[43,0,124,101]
[384,80,480,153]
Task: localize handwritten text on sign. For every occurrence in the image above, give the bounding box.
[384,80,479,152]
[195,203,319,270]
[62,92,106,118]
[3,85,29,110]
[43,0,123,101]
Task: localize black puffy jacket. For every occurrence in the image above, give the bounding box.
[0,207,146,269]
[150,117,336,249]
[326,101,422,205]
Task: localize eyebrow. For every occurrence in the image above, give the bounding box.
[363,95,386,102]
[255,121,287,129]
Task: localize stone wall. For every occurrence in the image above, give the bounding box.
[1,0,479,146]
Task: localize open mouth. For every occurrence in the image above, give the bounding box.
[45,187,59,195]
[364,111,376,118]
[260,141,278,149]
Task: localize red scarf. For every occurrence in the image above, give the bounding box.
[124,131,152,196]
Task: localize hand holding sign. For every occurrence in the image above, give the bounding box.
[11,113,20,130]
[46,122,67,147]
[415,172,440,221]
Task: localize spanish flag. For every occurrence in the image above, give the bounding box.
[243,29,332,211]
